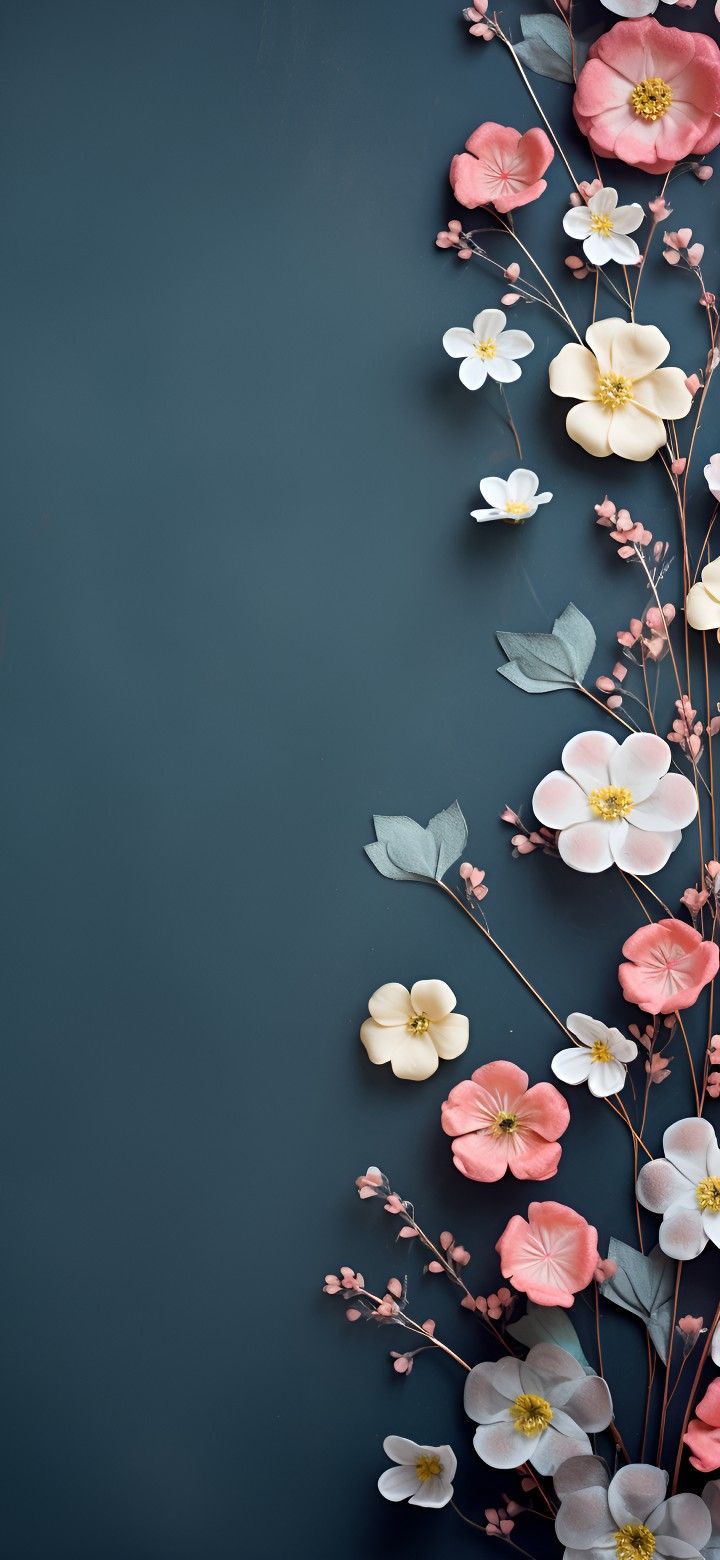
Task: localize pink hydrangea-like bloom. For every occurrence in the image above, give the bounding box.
[685,1380,720,1472]
[496,1201,600,1308]
[441,1060,570,1183]
[574,19,720,175]
[619,919,719,1015]
[532,731,698,875]
[450,122,555,214]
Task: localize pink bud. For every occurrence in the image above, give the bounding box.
[447,219,462,234]
[500,806,520,824]
[345,1308,362,1322]
[612,663,627,683]
[421,1318,436,1335]
[677,227,693,247]
[439,1230,454,1251]
[607,695,623,710]
[687,243,705,267]
[645,606,663,631]
[564,254,585,270]
[392,1354,410,1373]
[504,262,520,282]
[460,1294,476,1311]
[435,232,455,249]
[596,676,615,694]
[398,1225,416,1238]
[663,248,681,266]
[672,454,688,471]
[512,835,535,854]
[427,1261,444,1273]
[501,292,520,305]
[459,862,473,880]
[695,164,714,181]
[457,247,472,261]
[386,1277,403,1298]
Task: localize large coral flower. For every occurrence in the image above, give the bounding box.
[532,731,698,875]
[573,18,720,175]
[685,1381,720,1474]
[441,1060,569,1183]
[619,920,719,1015]
[496,1201,600,1308]
[549,320,692,462]
[450,122,555,214]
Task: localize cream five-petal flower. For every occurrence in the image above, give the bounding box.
[552,1014,638,1099]
[472,468,552,524]
[444,308,534,389]
[360,980,469,1081]
[636,1117,720,1261]
[532,730,698,875]
[563,188,644,268]
[686,556,720,634]
[549,319,692,461]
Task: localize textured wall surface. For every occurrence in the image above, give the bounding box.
[0,1,717,1556]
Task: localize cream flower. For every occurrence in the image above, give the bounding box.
[443,308,534,389]
[552,1013,638,1099]
[563,188,644,267]
[636,1117,720,1260]
[472,468,552,524]
[687,557,720,633]
[360,980,469,1081]
[378,1436,456,1508]
[549,319,692,461]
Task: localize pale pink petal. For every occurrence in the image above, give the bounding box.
[558,821,617,873]
[561,731,618,793]
[609,823,680,875]
[659,1198,707,1260]
[636,1156,690,1213]
[664,1117,718,1181]
[630,773,698,832]
[532,771,592,829]
[609,732,671,801]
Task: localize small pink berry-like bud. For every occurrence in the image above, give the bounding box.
[596,676,615,694]
[512,835,535,854]
[695,164,714,181]
[345,1308,362,1322]
[649,197,671,219]
[663,603,676,622]
[460,1294,476,1311]
[707,859,720,880]
[459,862,473,880]
[501,292,520,305]
[504,262,520,282]
[439,1230,453,1250]
[386,1277,403,1298]
[630,617,643,638]
[663,248,681,266]
[706,1071,720,1098]
[678,1315,705,1340]
[687,243,705,267]
[435,232,455,249]
[500,806,520,825]
[457,247,472,261]
[568,191,582,206]
[564,254,585,270]
[671,455,688,473]
[427,1260,444,1273]
[645,606,663,631]
[447,219,462,234]
[677,227,693,247]
[607,695,623,710]
[612,663,627,683]
[595,1258,618,1283]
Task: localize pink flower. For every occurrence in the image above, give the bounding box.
[441,1060,570,1183]
[684,1379,720,1471]
[450,122,554,214]
[678,1314,705,1340]
[595,1258,618,1283]
[496,1201,600,1308]
[573,19,720,176]
[619,918,719,1015]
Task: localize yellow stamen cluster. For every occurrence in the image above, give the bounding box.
[491,1110,519,1137]
[475,338,497,360]
[509,1393,553,1436]
[590,212,614,237]
[407,1011,430,1036]
[505,501,530,518]
[596,373,634,411]
[630,77,673,121]
[614,1525,656,1560]
[587,784,634,821]
[590,1039,614,1064]
[415,1455,442,1482]
[696,1175,720,1214]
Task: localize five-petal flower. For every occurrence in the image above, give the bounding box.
[549,320,692,461]
[472,468,552,524]
[465,1343,612,1474]
[444,309,534,390]
[496,1201,600,1308]
[441,1060,569,1182]
[563,188,644,267]
[552,1014,638,1098]
[554,1457,711,1560]
[450,121,555,214]
[685,1381,720,1474]
[619,920,719,1015]
[360,980,469,1081]
[378,1436,456,1508]
[636,1117,720,1260]
[687,556,720,634]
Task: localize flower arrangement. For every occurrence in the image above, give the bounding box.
[325,1,720,1551]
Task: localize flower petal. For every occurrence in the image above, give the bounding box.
[409,1474,454,1508]
[636,1155,690,1213]
[566,1013,611,1049]
[563,208,593,240]
[378,1465,422,1502]
[664,1117,719,1180]
[607,403,667,462]
[549,344,600,400]
[556,1489,614,1549]
[587,1058,627,1097]
[411,979,456,1021]
[479,477,510,509]
[554,1455,610,1499]
[495,329,534,360]
[533,771,593,829]
[360,1018,404,1066]
[558,820,618,873]
[610,321,670,379]
[609,824,679,875]
[633,368,693,421]
[653,1493,713,1550]
[563,1374,613,1433]
[659,1199,707,1261]
[368,983,413,1025]
[472,1418,538,1469]
[630,774,698,833]
[506,468,540,502]
[562,731,618,793]
[531,1418,592,1476]
[389,1033,439,1080]
[459,355,488,390]
[612,202,644,235]
[687,582,720,631]
[566,400,614,457]
[473,308,506,341]
[465,1362,514,1423]
[383,1435,423,1465]
[552,1048,593,1086]
[610,732,671,802]
[442,327,475,359]
[608,1464,668,1528]
[486,356,522,384]
[428,1013,469,1060]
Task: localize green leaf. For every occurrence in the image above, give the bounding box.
[365,802,468,884]
[507,1303,594,1374]
[516,13,575,83]
[497,604,595,694]
[600,1240,676,1363]
[553,603,596,681]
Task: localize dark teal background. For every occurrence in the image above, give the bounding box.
[0,1,718,1555]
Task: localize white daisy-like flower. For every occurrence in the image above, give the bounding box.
[563,188,644,267]
[600,0,684,15]
[378,1436,456,1508]
[686,556,720,633]
[552,1014,638,1099]
[360,980,469,1081]
[465,1343,613,1476]
[443,308,534,390]
[636,1117,720,1261]
[471,468,552,524]
[532,730,698,875]
[554,1457,711,1560]
[549,319,692,462]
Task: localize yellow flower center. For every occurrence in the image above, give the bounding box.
[590,212,614,237]
[407,1011,430,1036]
[509,1393,553,1436]
[491,1109,519,1137]
[596,373,634,411]
[475,338,497,360]
[630,77,673,121]
[587,784,634,821]
[505,501,530,518]
[590,1039,614,1064]
[615,1526,656,1560]
[696,1175,720,1213]
[415,1455,442,1482]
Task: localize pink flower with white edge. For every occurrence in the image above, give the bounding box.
[552,1013,638,1098]
[574,19,720,176]
[450,122,554,214]
[465,1343,612,1474]
[378,1436,456,1507]
[443,309,534,391]
[636,1117,720,1259]
[685,1381,720,1473]
[619,919,719,1014]
[532,731,698,875]
[360,980,469,1081]
[441,1060,570,1183]
[496,1201,600,1308]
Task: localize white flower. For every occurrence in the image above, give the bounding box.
[686,556,720,633]
[713,1321,720,1368]
[563,188,643,267]
[360,980,469,1081]
[443,308,534,390]
[552,1014,638,1098]
[636,1117,720,1260]
[465,1343,612,1476]
[549,319,692,462]
[378,1436,456,1508]
[554,1458,711,1560]
[599,0,682,20]
[705,454,720,500]
[472,468,552,524]
[532,730,698,875]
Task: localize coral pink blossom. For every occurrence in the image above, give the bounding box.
[441,1061,569,1183]
[496,1201,599,1308]
[450,122,554,214]
[684,1379,720,1472]
[619,918,719,1015]
[574,19,720,176]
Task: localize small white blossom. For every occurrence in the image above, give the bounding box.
[563,188,644,267]
[443,308,534,389]
[552,1013,637,1098]
[472,467,552,524]
[378,1436,456,1508]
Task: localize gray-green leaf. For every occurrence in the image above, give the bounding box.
[497,603,595,694]
[515,13,576,83]
[600,1239,676,1362]
[507,1302,594,1373]
[365,802,468,884]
